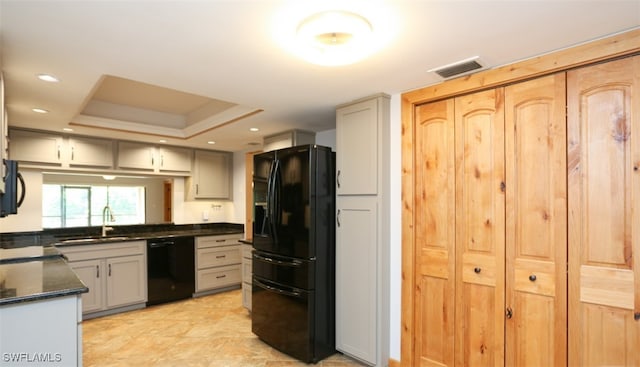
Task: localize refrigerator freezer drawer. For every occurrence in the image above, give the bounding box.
[252,251,314,290]
[252,276,314,363]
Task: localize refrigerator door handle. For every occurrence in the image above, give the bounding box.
[253,252,303,267]
[254,277,301,298]
[266,160,276,221]
[270,159,281,235]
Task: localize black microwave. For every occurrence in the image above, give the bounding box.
[0,159,26,217]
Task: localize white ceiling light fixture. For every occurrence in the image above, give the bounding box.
[295,10,374,66]
[32,108,49,113]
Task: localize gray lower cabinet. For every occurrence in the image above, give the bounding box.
[241,243,252,311]
[58,241,147,318]
[195,234,242,294]
[1,295,82,366]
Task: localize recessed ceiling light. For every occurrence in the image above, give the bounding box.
[37,74,59,82]
[249,127,259,132]
[207,141,216,145]
[159,139,167,143]
[63,128,74,132]
[32,108,49,113]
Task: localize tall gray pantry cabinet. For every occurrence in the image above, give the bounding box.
[335,94,390,366]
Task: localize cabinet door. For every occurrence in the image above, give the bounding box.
[68,137,113,168]
[454,88,505,367]
[335,196,377,364]
[69,259,104,313]
[411,98,456,367]
[336,98,378,195]
[9,129,62,165]
[117,141,155,170]
[193,150,231,199]
[106,254,146,308]
[505,74,567,367]
[567,56,640,367]
[159,146,191,173]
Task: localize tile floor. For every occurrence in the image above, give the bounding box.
[82,289,365,367]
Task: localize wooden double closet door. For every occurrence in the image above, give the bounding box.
[410,56,639,366]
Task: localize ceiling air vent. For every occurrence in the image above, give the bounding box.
[429,56,484,79]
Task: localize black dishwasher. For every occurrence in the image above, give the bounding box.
[147,236,195,306]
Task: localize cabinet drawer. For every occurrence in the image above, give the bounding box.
[197,264,241,291]
[58,241,145,262]
[196,234,242,249]
[197,245,240,269]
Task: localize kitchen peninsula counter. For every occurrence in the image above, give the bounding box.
[0,255,88,306]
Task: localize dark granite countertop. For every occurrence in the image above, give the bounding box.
[0,257,88,306]
[0,246,62,264]
[0,222,244,249]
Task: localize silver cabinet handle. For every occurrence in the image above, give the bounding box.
[337,209,341,227]
[96,265,100,278]
[337,170,341,188]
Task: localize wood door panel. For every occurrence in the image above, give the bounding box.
[568,55,640,367]
[513,259,556,297]
[455,89,505,367]
[512,292,555,367]
[583,87,631,267]
[414,99,455,367]
[582,304,636,366]
[461,283,499,367]
[459,111,500,254]
[580,265,634,309]
[416,276,453,367]
[462,253,498,287]
[512,99,558,259]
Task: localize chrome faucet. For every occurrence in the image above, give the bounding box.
[102,205,115,237]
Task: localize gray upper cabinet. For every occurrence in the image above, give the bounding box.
[68,136,113,168]
[336,97,383,195]
[158,146,192,173]
[117,141,155,170]
[9,129,63,165]
[191,150,232,199]
[262,129,315,152]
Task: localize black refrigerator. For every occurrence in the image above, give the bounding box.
[251,144,335,363]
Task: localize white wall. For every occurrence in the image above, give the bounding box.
[0,169,43,232]
[316,129,336,151]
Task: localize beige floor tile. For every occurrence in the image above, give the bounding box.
[83,289,364,366]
